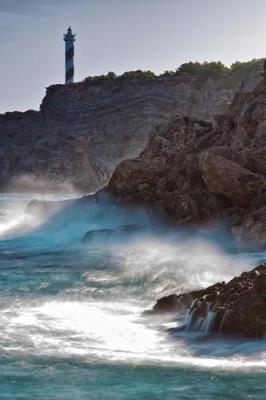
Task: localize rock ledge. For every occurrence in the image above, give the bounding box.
[150,264,266,338]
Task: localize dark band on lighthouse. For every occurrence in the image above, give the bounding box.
[64,27,76,85]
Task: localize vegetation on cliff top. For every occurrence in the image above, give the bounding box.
[84,70,157,83]
[83,59,263,84]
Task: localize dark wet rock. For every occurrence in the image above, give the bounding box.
[150,264,266,339]
[83,224,144,242]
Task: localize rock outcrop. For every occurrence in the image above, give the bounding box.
[108,62,266,247]
[231,207,266,250]
[149,264,266,339]
[199,152,266,208]
[0,63,262,192]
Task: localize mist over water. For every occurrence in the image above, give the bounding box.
[1,193,266,399]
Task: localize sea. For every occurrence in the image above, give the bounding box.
[0,192,266,399]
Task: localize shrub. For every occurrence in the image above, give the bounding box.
[161,70,179,77]
[178,61,228,76]
[83,71,117,83]
[118,70,157,80]
[230,59,262,72]
[83,59,265,84]
[83,70,156,83]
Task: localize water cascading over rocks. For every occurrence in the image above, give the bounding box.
[150,264,266,339]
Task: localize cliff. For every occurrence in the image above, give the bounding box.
[0,62,262,192]
[108,62,266,249]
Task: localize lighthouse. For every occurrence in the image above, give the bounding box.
[64,27,76,84]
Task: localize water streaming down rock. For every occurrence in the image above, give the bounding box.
[218,309,231,333]
[153,264,266,338]
[201,310,217,335]
[183,301,217,335]
[184,300,197,332]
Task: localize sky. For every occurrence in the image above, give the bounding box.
[1,0,266,112]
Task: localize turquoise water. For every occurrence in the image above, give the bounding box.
[0,193,266,399]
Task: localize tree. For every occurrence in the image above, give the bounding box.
[178,61,228,76]
[118,70,156,80]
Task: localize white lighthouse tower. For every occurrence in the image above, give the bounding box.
[64,27,76,84]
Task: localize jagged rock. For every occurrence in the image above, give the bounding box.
[109,115,232,223]
[199,152,266,207]
[247,147,266,175]
[150,264,266,338]
[107,63,266,246]
[148,290,205,315]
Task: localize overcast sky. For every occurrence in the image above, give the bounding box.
[1,0,266,112]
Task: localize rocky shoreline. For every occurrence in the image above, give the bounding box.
[148,264,266,339]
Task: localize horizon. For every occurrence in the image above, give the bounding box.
[2,0,266,112]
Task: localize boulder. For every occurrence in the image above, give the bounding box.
[149,264,266,339]
[231,207,266,249]
[199,152,266,207]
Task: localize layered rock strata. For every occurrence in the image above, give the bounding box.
[0,64,262,192]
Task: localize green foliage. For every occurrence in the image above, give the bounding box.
[83,71,117,83]
[83,59,265,84]
[118,70,156,80]
[178,61,202,75]
[83,70,156,83]
[230,59,262,72]
[162,70,179,77]
[106,71,117,79]
[177,61,228,76]
[161,61,229,78]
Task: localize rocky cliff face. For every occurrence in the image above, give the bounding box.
[108,62,266,248]
[0,63,262,192]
